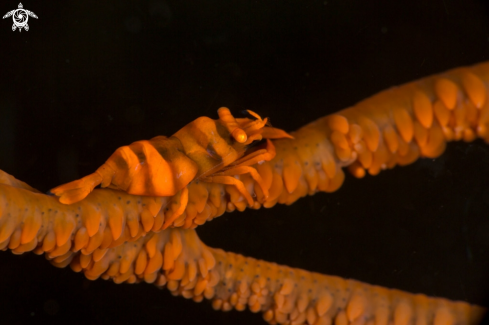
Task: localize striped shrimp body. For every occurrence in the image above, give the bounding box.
[50,107,292,205]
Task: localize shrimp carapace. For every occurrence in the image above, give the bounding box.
[50,107,292,204]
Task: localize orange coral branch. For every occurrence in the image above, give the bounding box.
[0,170,485,324]
[2,61,489,324]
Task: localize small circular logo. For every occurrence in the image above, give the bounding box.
[3,3,38,32]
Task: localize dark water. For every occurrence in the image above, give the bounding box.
[0,0,489,324]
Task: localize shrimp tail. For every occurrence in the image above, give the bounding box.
[50,165,113,204]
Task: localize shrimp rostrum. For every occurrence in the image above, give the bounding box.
[51,107,292,205]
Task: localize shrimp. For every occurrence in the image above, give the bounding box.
[50,107,292,204]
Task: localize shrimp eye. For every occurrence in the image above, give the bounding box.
[231,128,247,143]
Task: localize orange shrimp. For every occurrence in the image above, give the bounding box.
[50,107,292,204]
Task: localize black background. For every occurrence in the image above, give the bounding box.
[0,0,489,324]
